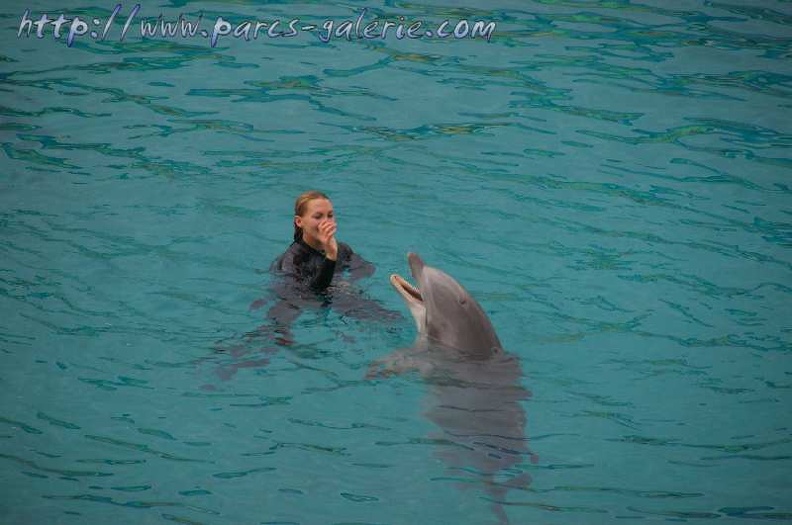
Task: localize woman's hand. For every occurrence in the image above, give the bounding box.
[317,220,338,260]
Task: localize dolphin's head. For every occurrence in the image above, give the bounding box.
[390,253,502,359]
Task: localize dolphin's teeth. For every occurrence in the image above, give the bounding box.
[404,280,422,301]
[392,274,422,302]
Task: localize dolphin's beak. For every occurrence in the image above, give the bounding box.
[390,253,425,308]
[390,271,426,334]
[389,274,422,306]
[390,253,436,335]
[407,252,425,282]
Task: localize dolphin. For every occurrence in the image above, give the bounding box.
[368,253,533,525]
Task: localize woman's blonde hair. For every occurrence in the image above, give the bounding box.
[293,190,330,241]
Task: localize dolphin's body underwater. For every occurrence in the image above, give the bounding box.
[369,253,532,525]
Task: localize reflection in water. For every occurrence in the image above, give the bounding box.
[209,274,402,383]
[425,352,535,525]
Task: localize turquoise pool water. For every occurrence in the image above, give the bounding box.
[1,1,790,524]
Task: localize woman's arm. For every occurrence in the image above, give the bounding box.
[342,244,375,282]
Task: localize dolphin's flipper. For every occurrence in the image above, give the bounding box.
[366,348,434,378]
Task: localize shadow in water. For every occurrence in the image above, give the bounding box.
[380,347,537,525]
[205,278,403,385]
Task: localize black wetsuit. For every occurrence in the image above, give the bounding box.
[269,238,374,292]
[211,239,401,373]
[264,238,402,337]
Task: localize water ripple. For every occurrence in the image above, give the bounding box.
[0,453,113,478]
[84,435,212,463]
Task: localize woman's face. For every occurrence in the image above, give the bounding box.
[296,198,335,240]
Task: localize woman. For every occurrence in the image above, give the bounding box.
[263,190,398,344]
[270,190,375,291]
[210,191,397,380]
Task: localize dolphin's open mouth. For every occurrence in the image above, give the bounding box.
[390,274,423,305]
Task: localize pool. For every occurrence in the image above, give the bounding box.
[1,1,790,524]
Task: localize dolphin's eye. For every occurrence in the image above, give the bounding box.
[458,296,467,305]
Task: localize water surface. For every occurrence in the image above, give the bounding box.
[1,1,790,524]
